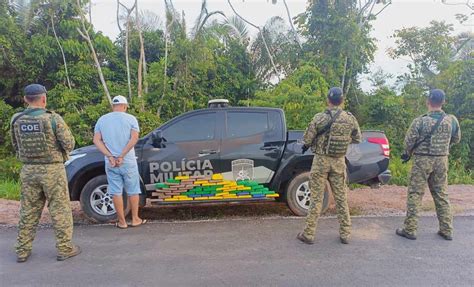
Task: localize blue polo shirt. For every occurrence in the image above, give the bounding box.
[94,112,140,164]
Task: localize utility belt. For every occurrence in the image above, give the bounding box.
[314,152,346,159]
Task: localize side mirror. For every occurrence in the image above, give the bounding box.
[151,130,165,148]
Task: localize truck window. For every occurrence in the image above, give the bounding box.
[163,113,216,142]
[226,112,269,139]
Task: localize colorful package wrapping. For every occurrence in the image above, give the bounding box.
[150,174,279,202]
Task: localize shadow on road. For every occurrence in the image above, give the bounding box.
[139,201,294,221]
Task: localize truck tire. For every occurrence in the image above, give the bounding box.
[285,172,330,217]
[80,174,130,223]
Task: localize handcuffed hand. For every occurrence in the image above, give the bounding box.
[115,156,124,167]
[108,156,116,167]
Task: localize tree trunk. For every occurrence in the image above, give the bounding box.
[158,32,169,117]
[158,10,175,117]
[117,1,136,101]
[51,14,72,90]
[282,0,302,49]
[136,0,146,102]
[125,17,132,101]
[76,0,112,105]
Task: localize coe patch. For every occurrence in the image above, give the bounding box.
[19,122,42,133]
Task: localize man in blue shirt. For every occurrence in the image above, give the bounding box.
[93,95,147,228]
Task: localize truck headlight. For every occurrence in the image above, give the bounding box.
[65,153,87,166]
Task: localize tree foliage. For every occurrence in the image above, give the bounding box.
[0,1,472,176]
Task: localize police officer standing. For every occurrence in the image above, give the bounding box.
[297,87,361,245]
[10,84,81,262]
[396,89,461,241]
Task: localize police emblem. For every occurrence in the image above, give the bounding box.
[232,159,254,181]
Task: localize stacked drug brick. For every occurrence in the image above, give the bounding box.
[150,174,279,202]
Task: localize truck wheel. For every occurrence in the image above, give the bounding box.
[80,174,130,223]
[285,172,330,217]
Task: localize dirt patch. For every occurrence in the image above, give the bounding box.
[0,185,473,225]
[0,200,92,226]
[340,184,474,217]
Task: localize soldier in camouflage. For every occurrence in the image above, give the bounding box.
[396,89,461,241]
[297,87,361,245]
[10,84,81,262]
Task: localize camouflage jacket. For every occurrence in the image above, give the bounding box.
[404,110,461,156]
[303,107,361,157]
[10,108,75,164]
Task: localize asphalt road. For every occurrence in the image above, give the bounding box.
[1,216,473,287]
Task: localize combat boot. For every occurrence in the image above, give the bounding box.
[437,231,453,241]
[396,228,416,240]
[340,237,349,244]
[16,252,31,263]
[296,233,314,245]
[57,245,81,261]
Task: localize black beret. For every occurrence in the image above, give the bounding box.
[24,84,47,96]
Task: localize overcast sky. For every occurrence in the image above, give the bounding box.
[90,0,473,91]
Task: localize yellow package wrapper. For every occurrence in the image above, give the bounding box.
[195,197,209,200]
[212,174,224,180]
[164,198,178,202]
[266,194,279,198]
[237,195,252,199]
[178,198,193,201]
[175,176,190,180]
[194,181,209,185]
[208,196,223,200]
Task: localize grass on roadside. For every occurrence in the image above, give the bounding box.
[388,157,474,186]
[0,179,21,200]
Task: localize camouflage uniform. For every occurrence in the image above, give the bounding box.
[403,110,461,237]
[11,108,75,257]
[302,107,361,241]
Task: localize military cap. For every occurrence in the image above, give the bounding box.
[327,87,343,105]
[428,89,445,105]
[24,84,47,96]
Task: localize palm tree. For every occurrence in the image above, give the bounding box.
[116,0,136,101]
[251,16,299,82]
[158,0,225,116]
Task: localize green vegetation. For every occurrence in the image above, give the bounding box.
[0,1,471,201]
[0,179,21,200]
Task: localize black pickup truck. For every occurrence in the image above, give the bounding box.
[66,101,391,222]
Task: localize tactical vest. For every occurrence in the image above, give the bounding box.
[12,109,64,164]
[413,113,453,156]
[312,110,354,157]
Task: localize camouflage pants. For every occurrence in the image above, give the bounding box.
[403,156,452,236]
[16,164,74,257]
[303,155,351,240]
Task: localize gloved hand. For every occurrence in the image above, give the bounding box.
[400,152,410,164]
[301,145,309,154]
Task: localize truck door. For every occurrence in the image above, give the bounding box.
[141,111,222,184]
[219,110,286,183]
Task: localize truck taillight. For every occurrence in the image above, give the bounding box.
[367,137,390,157]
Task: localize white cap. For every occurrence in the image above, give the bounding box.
[112,95,128,105]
